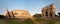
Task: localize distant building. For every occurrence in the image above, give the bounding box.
[42,4,56,19]
[4,8,32,19]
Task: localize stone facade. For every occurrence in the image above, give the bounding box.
[5,8,31,19]
[42,4,56,19]
[12,10,31,18]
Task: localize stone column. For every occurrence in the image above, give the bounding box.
[44,9,46,19]
[52,4,56,18]
[48,6,50,18]
[41,9,44,19]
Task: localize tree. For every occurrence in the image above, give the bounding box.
[58,12,60,16]
[0,15,5,19]
[33,14,42,19]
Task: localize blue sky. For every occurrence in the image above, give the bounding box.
[0,0,60,15]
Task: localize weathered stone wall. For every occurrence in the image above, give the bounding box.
[42,4,56,19]
[5,9,32,19]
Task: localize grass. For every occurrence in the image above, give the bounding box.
[8,19,34,24]
[34,18,60,24]
[0,20,7,24]
[0,18,60,24]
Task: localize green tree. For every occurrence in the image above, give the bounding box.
[33,14,42,19]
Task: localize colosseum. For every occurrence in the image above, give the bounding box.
[4,8,32,19]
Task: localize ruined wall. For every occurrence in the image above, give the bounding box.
[42,4,56,19]
[11,10,31,18]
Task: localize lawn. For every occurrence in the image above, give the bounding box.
[0,18,60,24]
[8,19,34,24]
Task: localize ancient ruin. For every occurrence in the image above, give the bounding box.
[4,8,32,19]
[42,4,56,19]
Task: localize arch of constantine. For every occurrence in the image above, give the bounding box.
[42,4,56,19]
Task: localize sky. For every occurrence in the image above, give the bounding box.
[0,0,60,16]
